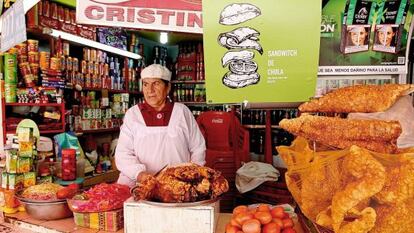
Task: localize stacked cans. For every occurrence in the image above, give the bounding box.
[3,53,18,103]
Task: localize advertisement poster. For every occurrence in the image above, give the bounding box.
[319,0,414,75]
[76,0,202,34]
[203,0,321,104]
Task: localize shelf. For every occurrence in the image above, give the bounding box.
[171,80,205,84]
[43,28,141,60]
[179,101,207,105]
[76,127,120,134]
[83,170,120,188]
[77,87,142,95]
[243,125,281,129]
[5,102,63,107]
[6,129,65,134]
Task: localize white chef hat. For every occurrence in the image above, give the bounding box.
[141,64,171,81]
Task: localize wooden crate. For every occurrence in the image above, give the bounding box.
[124,197,220,233]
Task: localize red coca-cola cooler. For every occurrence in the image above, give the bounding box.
[197,111,249,212]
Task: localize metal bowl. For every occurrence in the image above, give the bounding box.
[17,198,73,220]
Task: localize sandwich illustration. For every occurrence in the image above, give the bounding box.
[221,50,259,89]
[218,3,263,89]
[218,27,263,54]
[219,3,261,25]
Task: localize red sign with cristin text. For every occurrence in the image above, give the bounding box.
[76,0,203,33]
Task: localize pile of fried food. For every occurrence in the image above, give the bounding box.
[133,164,229,203]
[277,84,414,233]
[21,183,64,201]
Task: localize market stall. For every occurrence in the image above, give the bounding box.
[1,0,414,233]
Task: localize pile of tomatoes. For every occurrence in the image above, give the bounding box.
[226,204,296,233]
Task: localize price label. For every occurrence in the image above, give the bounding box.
[1,0,27,52]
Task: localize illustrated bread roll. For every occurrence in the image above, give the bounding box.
[219,3,261,25]
[299,84,414,113]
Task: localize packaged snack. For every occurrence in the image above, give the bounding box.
[17,157,32,173]
[24,172,36,188]
[8,174,16,189]
[373,0,410,53]
[17,127,33,142]
[6,152,18,174]
[340,0,376,54]
[19,141,34,158]
[2,172,8,189]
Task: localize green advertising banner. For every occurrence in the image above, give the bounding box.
[203,0,321,104]
[319,0,414,75]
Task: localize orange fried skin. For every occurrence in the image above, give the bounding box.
[299,84,414,113]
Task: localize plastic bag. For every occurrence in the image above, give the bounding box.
[348,95,414,148]
[277,137,414,233]
[54,132,84,158]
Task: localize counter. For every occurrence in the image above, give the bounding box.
[4,212,305,233]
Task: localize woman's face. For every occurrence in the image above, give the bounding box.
[142,78,170,109]
[378,26,395,46]
[350,27,367,46]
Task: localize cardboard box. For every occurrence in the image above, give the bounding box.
[73,208,123,232]
[124,197,220,233]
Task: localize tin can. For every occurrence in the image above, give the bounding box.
[4,83,17,103]
[60,56,66,71]
[27,40,39,52]
[50,57,61,71]
[83,48,90,61]
[18,55,28,64]
[28,52,39,63]
[43,0,49,17]
[94,62,99,75]
[61,149,76,181]
[99,62,104,76]
[19,62,32,77]
[39,51,50,70]
[51,3,58,19]
[30,63,39,77]
[88,61,94,74]
[23,74,35,87]
[16,43,27,55]
[90,49,96,62]
[81,60,87,74]
[85,74,91,88]
[104,63,109,76]
[38,1,43,16]
[57,5,64,21]
[66,57,73,71]
[8,47,18,54]
[4,53,17,84]
[63,42,70,56]
[64,8,70,23]
[70,10,76,25]
[73,58,79,72]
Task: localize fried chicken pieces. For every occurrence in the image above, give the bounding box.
[298,84,414,113]
[133,164,229,203]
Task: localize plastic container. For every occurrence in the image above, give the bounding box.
[61,149,76,181]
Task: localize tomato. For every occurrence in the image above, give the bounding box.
[270,207,285,219]
[282,218,294,228]
[282,212,290,219]
[257,203,271,212]
[254,211,272,225]
[281,227,296,233]
[248,208,257,215]
[225,223,241,233]
[242,219,261,233]
[272,218,284,228]
[234,212,254,225]
[233,205,248,216]
[262,222,281,233]
[230,218,241,228]
[56,188,70,199]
